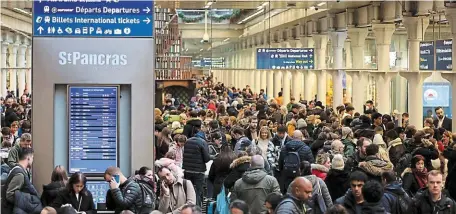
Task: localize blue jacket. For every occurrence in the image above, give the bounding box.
[183,137,210,173]
[381,181,410,214]
[13,191,43,214]
[278,140,314,172]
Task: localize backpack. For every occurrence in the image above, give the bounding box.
[395,153,412,178]
[385,191,412,214]
[283,145,304,178]
[131,175,156,214]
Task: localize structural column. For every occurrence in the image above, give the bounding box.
[26,46,31,93]
[1,42,8,97]
[400,72,431,129]
[17,43,27,97]
[347,27,369,113]
[267,70,274,101]
[283,70,291,105]
[372,24,396,114]
[260,70,266,94]
[443,73,456,131]
[274,70,282,101]
[299,36,316,101]
[292,71,302,100]
[329,31,347,107]
[446,8,456,72]
[8,42,18,96]
[403,16,430,72]
[313,34,329,106]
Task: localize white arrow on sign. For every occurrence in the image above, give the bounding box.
[143,17,151,24]
[143,7,151,13]
[37,26,44,34]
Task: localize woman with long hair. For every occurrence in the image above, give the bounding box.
[51,172,95,214]
[257,126,279,173]
[402,155,428,196]
[208,143,236,198]
[156,127,172,160]
[41,165,69,206]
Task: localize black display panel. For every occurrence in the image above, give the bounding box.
[419,41,434,70]
[436,39,452,71]
[68,86,118,174]
[86,181,109,210]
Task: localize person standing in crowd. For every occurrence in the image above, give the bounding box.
[7,133,32,169]
[183,110,202,138]
[402,155,428,197]
[245,116,258,141]
[335,171,368,214]
[265,192,283,214]
[385,130,406,167]
[41,165,68,206]
[208,143,235,198]
[358,144,393,182]
[325,154,350,202]
[232,126,252,155]
[380,171,411,214]
[230,155,280,214]
[410,170,456,214]
[278,130,314,194]
[182,133,210,206]
[297,161,333,212]
[51,172,96,214]
[360,180,386,213]
[157,166,196,214]
[2,148,42,214]
[104,167,142,213]
[434,107,452,131]
[346,137,371,171]
[275,177,313,214]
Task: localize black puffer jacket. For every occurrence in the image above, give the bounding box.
[106,179,142,213]
[325,168,350,202]
[224,156,251,190]
[41,181,65,206]
[410,188,456,214]
[278,140,314,171]
[183,137,210,173]
[182,118,202,138]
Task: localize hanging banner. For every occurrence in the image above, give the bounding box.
[436,39,452,71]
[423,82,452,119]
[419,41,434,70]
[256,48,314,69]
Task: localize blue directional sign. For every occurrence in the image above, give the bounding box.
[436,39,452,71]
[419,41,434,70]
[68,86,118,174]
[256,48,315,69]
[33,0,154,37]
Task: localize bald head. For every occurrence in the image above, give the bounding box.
[292,130,303,140]
[250,155,265,169]
[290,177,313,202]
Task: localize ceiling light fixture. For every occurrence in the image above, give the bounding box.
[317,2,326,7]
[257,2,269,10]
[223,38,230,42]
[205,1,213,9]
[309,6,316,10]
[237,8,265,24]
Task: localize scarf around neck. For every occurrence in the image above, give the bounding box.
[412,168,428,189]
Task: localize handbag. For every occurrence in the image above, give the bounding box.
[315,180,327,213]
[215,186,230,214]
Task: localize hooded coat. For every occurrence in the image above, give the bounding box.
[231,168,280,214]
[387,138,406,167]
[40,181,66,206]
[381,181,411,214]
[410,188,456,214]
[224,156,251,190]
[182,118,202,138]
[311,164,329,181]
[325,169,350,202]
[358,155,393,182]
[373,134,391,163]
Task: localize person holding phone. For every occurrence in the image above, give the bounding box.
[104,167,142,213]
[51,172,96,214]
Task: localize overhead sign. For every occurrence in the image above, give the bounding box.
[419,41,434,70]
[256,48,315,70]
[436,39,452,71]
[33,0,154,37]
[68,86,118,174]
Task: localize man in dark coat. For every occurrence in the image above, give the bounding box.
[434,107,452,131]
[105,167,143,213]
[182,110,202,138]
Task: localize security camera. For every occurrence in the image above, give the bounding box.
[315,7,319,11]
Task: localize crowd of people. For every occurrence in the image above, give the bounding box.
[3,81,456,214]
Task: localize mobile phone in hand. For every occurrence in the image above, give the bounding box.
[113,175,120,183]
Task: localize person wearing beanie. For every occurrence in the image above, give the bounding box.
[325,154,350,201]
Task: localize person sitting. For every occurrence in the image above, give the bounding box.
[41,165,68,206]
[157,166,196,214]
[104,167,142,213]
[51,172,95,214]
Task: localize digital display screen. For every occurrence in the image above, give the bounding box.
[68,86,118,174]
[256,48,315,69]
[86,181,109,209]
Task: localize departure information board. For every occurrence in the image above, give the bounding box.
[68,86,118,174]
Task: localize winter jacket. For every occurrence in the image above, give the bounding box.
[360,201,386,214]
[182,137,210,173]
[158,177,196,214]
[381,181,411,214]
[224,156,251,190]
[444,146,456,175]
[335,189,363,214]
[274,193,308,214]
[278,140,314,172]
[373,134,391,163]
[410,188,456,214]
[271,133,292,148]
[182,118,202,138]
[231,168,281,214]
[311,139,326,158]
[346,152,366,172]
[51,188,96,214]
[410,144,439,171]
[106,179,142,213]
[387,138,406,167]
[325,169,350,202]
[358,155,393,182]
[12,191,43,214]
[342,138,356,158]
[401,168,422,197]
[7,144,21,169]
[41,181,66,206]
[234,136,252,155]
[311,164,329,181]
[306,175,333,210]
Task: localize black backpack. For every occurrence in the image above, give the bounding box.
[131,175,156,214]
[283,145,304,178]
[385,191,412,214]
[395,153,412,178]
